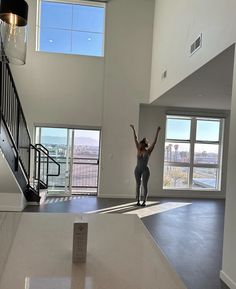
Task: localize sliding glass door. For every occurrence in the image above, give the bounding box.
[70,129,100,194]
[35,127,100,196]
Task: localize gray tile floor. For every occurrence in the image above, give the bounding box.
[24,197,229,289]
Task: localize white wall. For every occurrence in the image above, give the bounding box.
[150,0,236,102]
[10,0,155,199]
[0,213,21,280]
[0,153,26,211]
[139,105,230,199]
[11,0,105,133]
[99,0,155,198]
[221,48,236,289]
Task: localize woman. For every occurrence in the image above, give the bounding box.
[130,125,161,206]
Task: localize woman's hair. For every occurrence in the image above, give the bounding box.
[140,138,149,148]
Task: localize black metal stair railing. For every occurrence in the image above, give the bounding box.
[0,61,60,201]
[35,144,61,189]
[30,144,41,194]
[0,61,30,177]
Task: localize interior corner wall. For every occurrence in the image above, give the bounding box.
[150,0,236,102]
[139,105,230,199]
[221,47,236,289]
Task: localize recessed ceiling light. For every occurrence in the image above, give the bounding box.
[87,37,92,41]
[49,39,53,43]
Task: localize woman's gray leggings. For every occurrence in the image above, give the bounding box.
[134,167,150,202]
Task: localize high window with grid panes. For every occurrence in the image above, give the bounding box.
[163,115,224,190]
[37,0,105,57]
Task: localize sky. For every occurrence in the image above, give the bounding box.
[166,118,220,142]
[40,128,100,142]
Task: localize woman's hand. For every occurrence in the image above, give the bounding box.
[130,124,135,130]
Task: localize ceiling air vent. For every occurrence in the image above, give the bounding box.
[190,34,202,55]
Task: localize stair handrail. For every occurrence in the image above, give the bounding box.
[35,144,61,189]
[0,62,31,178]
[0,62,61,200]
[0,110,20,172]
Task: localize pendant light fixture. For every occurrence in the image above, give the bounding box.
[0,0,29,65]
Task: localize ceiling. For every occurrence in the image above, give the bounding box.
[152,45,235,110]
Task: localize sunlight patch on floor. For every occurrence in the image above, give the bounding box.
[87,202,157,214]
[44,196,81,204]
[99,202,159,214]
[87,201,191,217]
[124,202,192,218]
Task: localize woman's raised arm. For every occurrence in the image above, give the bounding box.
[148,126,161,154]
[130,124,139,150]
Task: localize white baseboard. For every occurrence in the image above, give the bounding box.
[149,194,225,199]
[26,202,40,206]
[98,194,135,199]
[0,192,27,212]
[0,205,24,212]
[220,270,236,289]
[97,193,225,200]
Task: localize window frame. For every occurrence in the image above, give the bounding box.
[36,0,106,57]
[163,115,224,191]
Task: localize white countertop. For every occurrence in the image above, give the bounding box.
[0,213,186,289]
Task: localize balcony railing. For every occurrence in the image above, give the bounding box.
[42,156,99,189]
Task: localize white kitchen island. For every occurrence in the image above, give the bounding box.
[0,213,186,289]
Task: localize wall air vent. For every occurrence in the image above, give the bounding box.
[190,34,202,56]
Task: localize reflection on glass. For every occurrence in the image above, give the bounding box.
[163,166,189,189]
[35,127,40,144]
[73,130,100,159]
[194,144,219,164]
[166,117,191,140]
[193,167,218,189]
[25,277,71,289]
[72,5,105,33]
[165,142,190,163]
[25,275,92,289]
[40,127,69,191]
[196,119,220,142]
[72,130,100,189]
[72,31,103,56]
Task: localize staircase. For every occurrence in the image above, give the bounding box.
[0,62,60,204]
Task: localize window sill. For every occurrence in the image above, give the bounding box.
[34,49,105,59]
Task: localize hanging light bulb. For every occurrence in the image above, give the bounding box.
[0,0,28,65]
